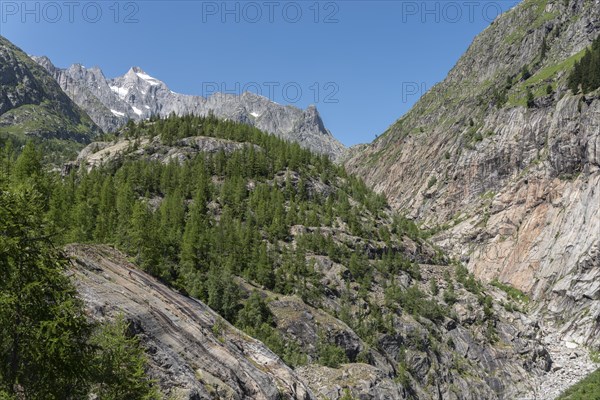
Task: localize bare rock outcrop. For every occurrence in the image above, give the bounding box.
[65,242,557,399]
[71,134,259,171]
[66,244,314,400]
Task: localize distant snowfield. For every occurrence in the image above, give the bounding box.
[111,109,125,117]
[131,106,143,116]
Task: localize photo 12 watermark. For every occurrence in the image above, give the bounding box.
[199,1,340,24]
[401,82,429,103]
[201,81,340,104]
[399,1,509,24]
[0,1,140,24]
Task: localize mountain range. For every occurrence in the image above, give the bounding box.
[32,57,346,160]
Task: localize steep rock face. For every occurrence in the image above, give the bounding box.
[67,244,314,400]
[0,36,98,141]
[33,58,346,160]
[346,0,600,348]
[433,95,600,348]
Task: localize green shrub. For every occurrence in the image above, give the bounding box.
[318,342,349,368]
[491,280,529,303]
[526,88,535,108]
[557,368,600,399]
[443,282,458,306]
[427,177,437,189]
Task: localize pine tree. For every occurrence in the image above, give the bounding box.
[568,59,583,93]
[130,201,158,271]
[89,316,160,400]
[255,242,275,289]
[268,200,287,241]
[94,176,116,242]
[158,188,185,261]
[297,177,308,201]
[568,35,600,94]
[12,142,42,183]
[540,35,548,60]
[180,188,210,274]
[206,266,240,322]
[526,88,535,108]
[236,291,273,331]
[0,187,91,398]
[0,139,15,183]
[115,180,136,247]
[72,195,96,242]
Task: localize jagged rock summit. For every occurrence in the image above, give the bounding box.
[33,57,347,160]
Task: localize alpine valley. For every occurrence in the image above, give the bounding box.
[0,0,598,399]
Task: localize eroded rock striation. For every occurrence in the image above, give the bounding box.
[67,244,314,400]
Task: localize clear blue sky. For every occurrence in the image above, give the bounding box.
[1,0,519,146]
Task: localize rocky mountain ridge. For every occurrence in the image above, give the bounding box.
[0,36,99,142]
[68,240,599,399]
[69,242,562,400]
[346,0,600,353]
[33,57,346,160]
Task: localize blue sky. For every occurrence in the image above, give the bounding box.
[1,0,519,146]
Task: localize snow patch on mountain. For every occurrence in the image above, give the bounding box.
[110,86,129,99]
[136,71,161,86]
